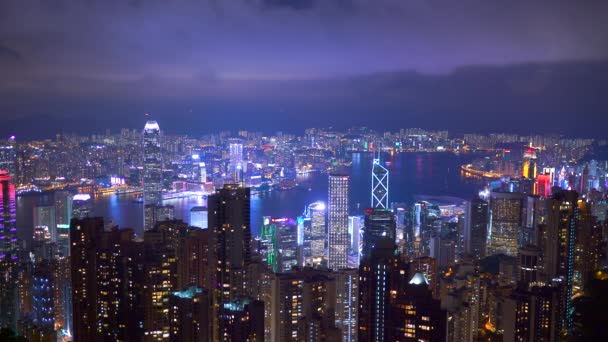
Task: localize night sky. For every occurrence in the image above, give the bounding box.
[1,0,607,138]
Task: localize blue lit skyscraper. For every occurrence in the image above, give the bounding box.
[371,152,389,209]
[143,120,162,231]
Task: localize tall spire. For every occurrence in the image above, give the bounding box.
[371,150,389,208]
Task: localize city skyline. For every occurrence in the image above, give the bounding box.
[1,1,608,341]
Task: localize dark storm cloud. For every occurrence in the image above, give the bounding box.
[0,0,607,136]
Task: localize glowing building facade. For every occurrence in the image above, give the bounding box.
[143,120,162,231]
[328,174,349,270]
[371,153,389,209]
[487,192,523,257]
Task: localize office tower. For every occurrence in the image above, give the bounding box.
[536,173,552,198]
[362,209,395,262]
[229,142,244,183]
[0,171,18,331]
[274,218,298,272]
[371,152,389,209]
[358,238,403,342]
[334,269,359,342]
[259,217,277,270]
[429,235,456,268]
[269,268,337,342]
[143,120,162,230]
[328,174,349,270]
[219,297,264,342]
[156,205,175,222]
[190,206,208,229]
[31,226,53,263]
[487,191,523,257]
[33,205,57,243]
[542,190,578,334]
[71,193,91,219]
[0,136,17,179]
[54,191,72,256]
[32,260,55,329]
[348,215,363,265]
[199,162,207,183]
[464,198,488,259]
[169,287,211,342]
[307,201,326,267]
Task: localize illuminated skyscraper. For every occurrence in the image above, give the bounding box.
[371,153,389,209]
[542,190,579,334]
[328,174,349,270]
[362,209,395,262]
[33,205,56,243]
[143,120,162,230]
[0,171,18,331]
[487,192,523,257]
[307,201,326,267]
[0,136,16,180]
[189,206,208,229]
[0,171,17,259]
[229,142,244,183]
[536,173,552,198]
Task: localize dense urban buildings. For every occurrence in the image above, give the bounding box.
[0,124,607,341]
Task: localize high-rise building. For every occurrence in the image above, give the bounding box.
[71,193,92,220]
[229,142,244,183]
[169,286,211,342]
[32,260,55,329]
[328,174,349,270]
[219,297,264,342]
[70,217,144,341]
[348,215,363,265]
[269,268,337,342]
[362,209,396,262]
[0,136,17,179]
[0,171,18,259]
[536,173,552,198]
[334,268,359,342]
[33,205,57,243]
[464,198,488,259]
[358,238,405,342]
[388,272,447,341]
[190,206,208,229]
[487,192,523,257]
[306,201,326,267]
[208,184,251,336]
[503,285,561,341]
[371,153,389,209]
[0,171,18,331]
[542,190,579,334]
[143,120,162,231]
[273,218,298,273]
